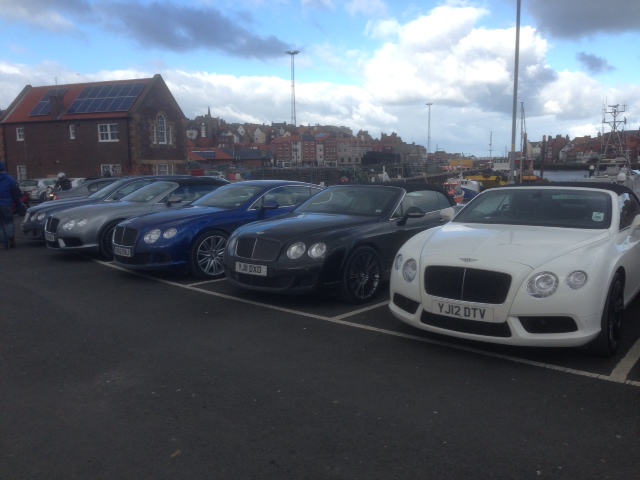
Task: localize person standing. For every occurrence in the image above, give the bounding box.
[54,172,72,191]
[0,162,25,249]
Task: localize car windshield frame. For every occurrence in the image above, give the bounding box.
[453,188,612,229]
[192,184,264,209]
[120,181,178,203]
[295,185,401,218]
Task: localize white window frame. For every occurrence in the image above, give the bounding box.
[153,163,175,175]
[16,127,24,141]
[100,164,121,176]
[17,165,27,180]
[98,123,119,142]
[69,125,76,140]
[156,114,166,144]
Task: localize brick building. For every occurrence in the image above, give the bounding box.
[0,74,187,179]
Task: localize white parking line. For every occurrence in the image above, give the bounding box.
[100,260,640,388]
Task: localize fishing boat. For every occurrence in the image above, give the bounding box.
[458,177,483,201]
[584,104,640,197]
[443,178,465,203]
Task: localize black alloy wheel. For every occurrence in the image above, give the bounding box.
[190,230,228,279]
[589,273,624,357]
[340,246,382,304]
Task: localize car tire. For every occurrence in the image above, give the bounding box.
[190,230,228,279]
[39,191,47,202]
[588,273,624,357]
[339,246,382,304]
[99,220,121,260]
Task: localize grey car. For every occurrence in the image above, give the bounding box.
[23,175,215,240]
[44,177,227,259]
[50,177,119,201]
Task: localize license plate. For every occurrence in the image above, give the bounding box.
[432,301,494,321]
[45,232,55,242]
[235,262,267,276]
[114,246,132,257]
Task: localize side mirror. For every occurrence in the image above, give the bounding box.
[397,206,425,226]
[166,194,183,206]
[261,199,280,210]
[440,206,456,221]
[629,214,640,235]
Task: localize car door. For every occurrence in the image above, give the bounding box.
[378,189,453,266]
[617,192,640,301]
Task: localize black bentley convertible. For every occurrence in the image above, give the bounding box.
[223,182,456,303]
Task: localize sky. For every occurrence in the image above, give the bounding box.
[0,0,639,158]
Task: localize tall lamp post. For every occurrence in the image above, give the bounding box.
[509,0,521,183]
[286,50,299,165]
[426,102,433,164]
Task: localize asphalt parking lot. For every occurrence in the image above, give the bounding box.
[2,227,640,479]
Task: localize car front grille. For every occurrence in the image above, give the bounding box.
[424,266,511,304]
[235,237,282,261]
[113,226,138,247]
[45,216,60,233]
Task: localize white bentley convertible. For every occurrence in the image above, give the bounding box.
[389,182,640,356]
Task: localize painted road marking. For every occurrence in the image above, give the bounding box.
[100,260,640,388]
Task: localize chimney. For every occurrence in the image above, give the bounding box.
[50,94,65,119]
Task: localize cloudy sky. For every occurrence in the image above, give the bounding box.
[1,0,639,157]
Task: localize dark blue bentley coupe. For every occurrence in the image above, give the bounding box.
[112,180,324,278]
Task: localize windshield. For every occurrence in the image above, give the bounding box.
[121,181,177,203]
[296,186,399,217]
[454,188,611,229]
[193,184,263,209]
[88,179,155,201]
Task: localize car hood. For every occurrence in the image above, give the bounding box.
[121,205,229,229]
[53,200,137,219]
[235,212,376,239]
[29,197,97,213]
[421,223,610,268]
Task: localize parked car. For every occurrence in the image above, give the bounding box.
[23,175,208,240]
[389,182,640,357]
[44,177,228,259]
[20,178,57,202]
[113,180,324,278]
[50,177,120,201]
[223,183,456,303]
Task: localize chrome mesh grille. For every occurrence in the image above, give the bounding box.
[45,217,59,233]
[236,238,282,261]
[425,266,511,304]
[113,226,138,247]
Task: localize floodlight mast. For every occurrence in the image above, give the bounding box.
[285,50,299,128]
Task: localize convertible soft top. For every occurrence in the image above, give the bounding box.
[496,181,637,199]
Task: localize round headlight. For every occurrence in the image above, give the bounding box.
[287,242,306,259]
[163,228,178,239]
[308,242,326,258]
[144,229,162,244]
[77,219,88,227]
[36,213,46,221]
[402,258,418,283]
[394,254,403,270]
[526,272,559,298]
[62,220,76,230]
[565,270,588,290]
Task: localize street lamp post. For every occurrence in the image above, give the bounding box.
[286,50,299,165]
[426,102,433,164]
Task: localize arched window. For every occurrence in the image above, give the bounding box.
[156,114,166,144]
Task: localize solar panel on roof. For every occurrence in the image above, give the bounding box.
[66,82,145,115]
[28,88,68,117]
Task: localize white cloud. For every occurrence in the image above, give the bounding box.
[346,0,387,17]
